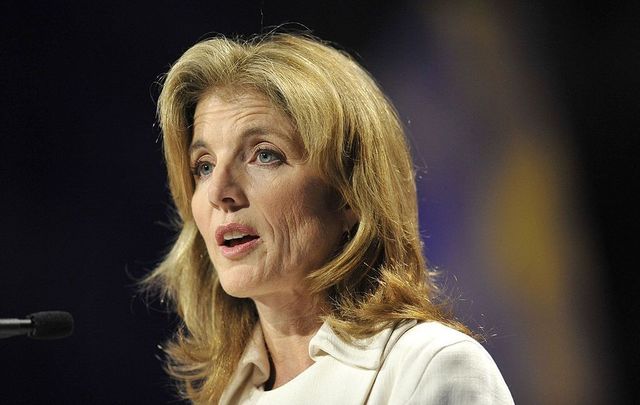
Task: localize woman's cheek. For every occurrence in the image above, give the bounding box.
[191,188,213,242]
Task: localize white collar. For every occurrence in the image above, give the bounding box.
[236,318,419,385]
[219,319,419,404]
[308,319,417,369]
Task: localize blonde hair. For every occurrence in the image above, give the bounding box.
[145,33,468,403]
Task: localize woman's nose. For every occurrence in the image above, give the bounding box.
[206,162,248,211]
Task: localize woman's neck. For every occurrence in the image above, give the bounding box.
[253,292,325,390]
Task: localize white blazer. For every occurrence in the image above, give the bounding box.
[220,320,514,404]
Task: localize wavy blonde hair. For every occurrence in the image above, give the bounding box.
[145,33,468,403]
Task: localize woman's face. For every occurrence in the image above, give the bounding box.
[190,89,348,302]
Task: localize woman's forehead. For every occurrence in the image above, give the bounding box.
[194,89,290,130]
[190,89,306,154]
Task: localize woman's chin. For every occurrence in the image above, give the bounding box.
[218,276,265,299]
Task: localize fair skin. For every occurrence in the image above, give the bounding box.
[190,88,356,389]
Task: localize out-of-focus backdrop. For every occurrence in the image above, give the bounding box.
[1,2,636,403]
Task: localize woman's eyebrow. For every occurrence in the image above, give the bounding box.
[189,139,208,156]
[188,125,298,156]
[241,125,298,146]
[241,125,287,139]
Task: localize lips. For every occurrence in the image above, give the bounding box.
[215,223,261,259]
[224,234,259,247]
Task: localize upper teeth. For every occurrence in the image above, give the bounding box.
[223,231,248,241]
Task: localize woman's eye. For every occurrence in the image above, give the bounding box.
[193,161,214,178]
[256,149,282,164]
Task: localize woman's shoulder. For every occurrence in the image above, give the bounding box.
[370,321,515,404]
[389,321,477,352]
[382,321,495,377]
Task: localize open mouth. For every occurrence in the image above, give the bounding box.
[223,235,259,247]
[216,224,261,258]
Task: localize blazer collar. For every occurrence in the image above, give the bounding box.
[309,319,417,369]
[220,319,419,405]
[227,319,418,392]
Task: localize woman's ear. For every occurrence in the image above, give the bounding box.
[343,204,359,232]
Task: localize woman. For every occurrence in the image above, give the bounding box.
[146,33,514,404]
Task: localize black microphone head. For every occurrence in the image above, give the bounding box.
[27,311,74,340]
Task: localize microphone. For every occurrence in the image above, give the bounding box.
[0,311,74,340]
